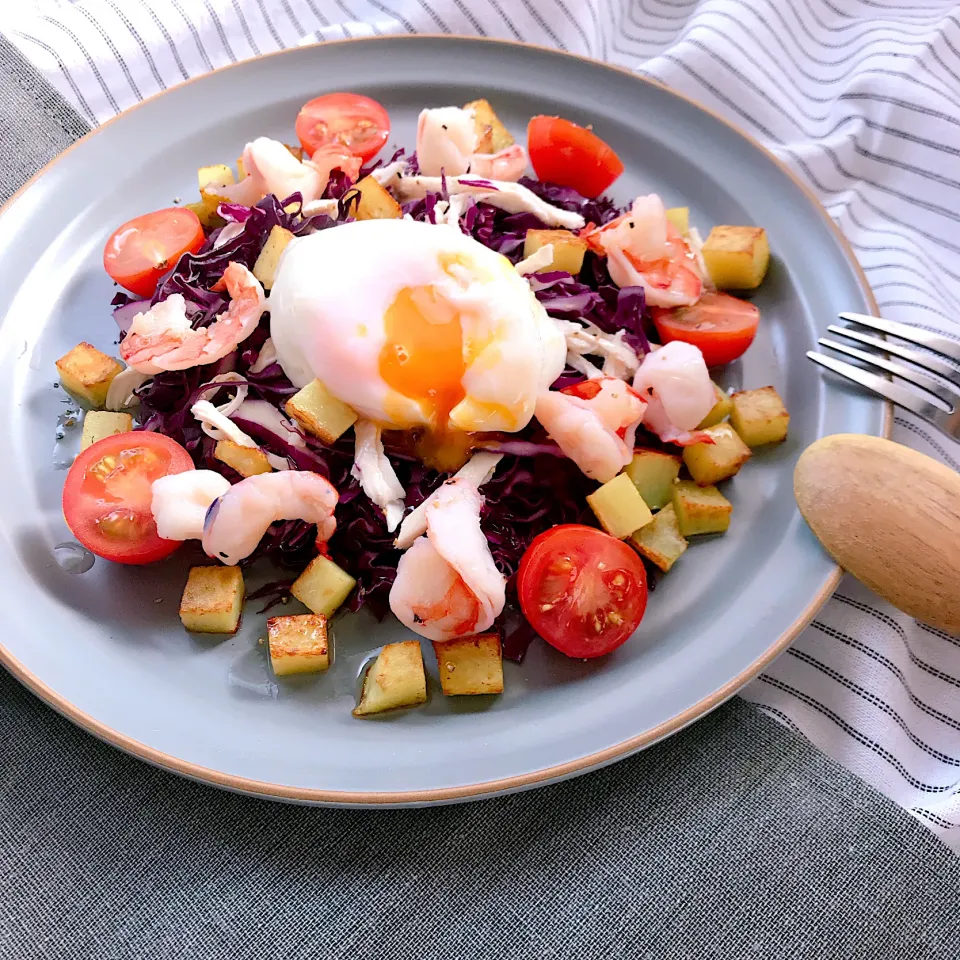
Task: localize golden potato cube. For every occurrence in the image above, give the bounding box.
[730,386,790,447]
[267,614,329,676]
[347,175,403,221]
[672,480,732,536]
[630,503,688,572]
[523,228,588,275]
[683,423,752,486]
[353,641,428,717]
[252,225,294,289]
[291,555,357,618]
[624,449,682,511]
[665,206,689,235]
[702,225,770,290]
[464,98,514,154]
[198,163,235,192]
[284,379,358,444]
[214,439,273,477]
[56,342,123,408]
[179,565,245,634]
[433,633,504,696]
[698,382,733,429]
[587,472,654,539]
[80,411,133,451]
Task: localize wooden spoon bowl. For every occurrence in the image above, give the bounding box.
[794,434,960,635]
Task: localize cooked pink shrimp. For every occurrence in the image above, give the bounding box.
[389,479,506,642]
[469,144,528,182]
[202,471,338,566]
[120,262,266,374]
[584,195,703,308]
[416,107,478,177]
[632,341,715,445]
[219,137,360,207]
[534,377,646,483]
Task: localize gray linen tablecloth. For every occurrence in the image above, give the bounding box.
[1,35,959,960]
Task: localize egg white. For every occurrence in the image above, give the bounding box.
[268,218,565,434]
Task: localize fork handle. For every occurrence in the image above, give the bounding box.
[794,434,960,634]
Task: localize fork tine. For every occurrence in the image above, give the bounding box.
[818,338,956,410]
[826,324,960,389]
[838,312,960,363]
[807,352,946,422]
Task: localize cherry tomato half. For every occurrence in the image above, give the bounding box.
[517,524,648,659]
[527,116,624,199]
[296,92,390,163]
[651,292,761,367]
[103,207,204,298]
[62,432,194,565]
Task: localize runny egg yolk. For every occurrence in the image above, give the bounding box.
[379,285,466,428]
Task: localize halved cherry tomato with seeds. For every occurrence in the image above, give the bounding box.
[62,432,194,565]
[296,92,390,163]
[103,207,204,298]
[517,524,648,659]
[651,292,761,367]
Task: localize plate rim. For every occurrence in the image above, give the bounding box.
[0,34,890,805]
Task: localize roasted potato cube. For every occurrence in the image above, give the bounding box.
[284,379,358,443]
[353,641,427,717]
[291,555,357,618]
[80,411,133,451]
[683,423,752,486]
[346,175,403,221]
[179,565,245,634]
[698,382,733,429]
[729,386,790,447]
[624,449,682,510]
[214,439,273,477]
[252,225,294,289]
[665,206,689,235]
[198,163,234,192]
[587,472,654,539]
[267,614,329,676]
[523,228,588,276]
[672,480,732,536]
[464,98,514,154]
[702,225,770,290]
[56,342,123,408]
[433,633,504,696]
[630,503,688,572]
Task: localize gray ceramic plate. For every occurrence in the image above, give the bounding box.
[0,37,884,804]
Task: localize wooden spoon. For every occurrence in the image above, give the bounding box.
[794,434,960,634]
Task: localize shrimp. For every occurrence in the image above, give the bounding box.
[219,137,360,207]
[389,479,506,642]
[202,471,338,565]
[534,377,646,483]
[469,144,528,182]
[584,195,703,308]
[151,470,231,541]
[120,262,266,374]
[632,341,715,445]
[416,107,478,177]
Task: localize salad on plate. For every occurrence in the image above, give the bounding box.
[55,92,790,718]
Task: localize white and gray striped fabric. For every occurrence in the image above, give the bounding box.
[6,0,960,848]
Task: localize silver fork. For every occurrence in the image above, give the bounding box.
[808,312,960,439]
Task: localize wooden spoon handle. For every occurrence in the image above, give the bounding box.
[794,434,960,634]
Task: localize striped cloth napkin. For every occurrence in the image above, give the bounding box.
[5,0,960,848]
